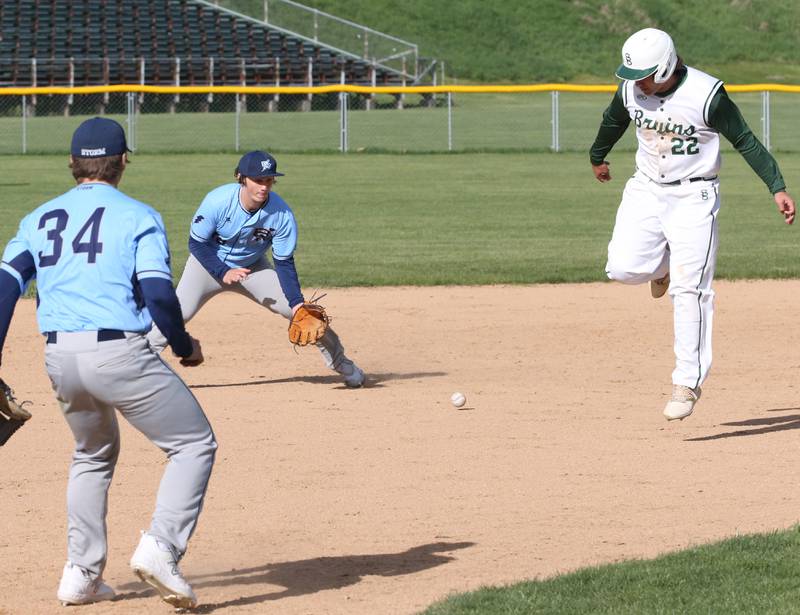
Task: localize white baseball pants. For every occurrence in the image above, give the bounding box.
[45,332,216,577]
[605,171,720,389]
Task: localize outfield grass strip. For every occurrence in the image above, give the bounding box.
[421,527,800,614]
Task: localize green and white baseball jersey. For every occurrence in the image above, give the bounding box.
[620,66,722,184]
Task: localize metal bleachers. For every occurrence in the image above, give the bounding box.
[0,0,394,89]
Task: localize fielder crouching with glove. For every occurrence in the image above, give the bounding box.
[146,150,365,387]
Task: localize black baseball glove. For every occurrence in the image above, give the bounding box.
[0,378,31,446]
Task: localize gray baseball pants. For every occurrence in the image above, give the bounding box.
[45,331,216,577]
[147,254,347,369]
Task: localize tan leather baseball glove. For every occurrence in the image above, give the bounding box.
[0,377,32,446]
[288,302,330,346]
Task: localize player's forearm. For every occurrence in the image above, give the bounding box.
[0,270,23,366]
[139,277,193,357]
[590,91,631,165]
[188,237,231,280]
[273,256,304,308]
[732,133,786,194]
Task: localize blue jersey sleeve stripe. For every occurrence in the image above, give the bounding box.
[133,227,158,243]
[3,251,36,284]
[136,269,172,281]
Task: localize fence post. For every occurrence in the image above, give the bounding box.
[126,92,137,152]
[207,57,214,108]
[235,93,241,152]
[66,58,74,116]
[447,92,453,152]
[550,90,560,152]
[30,58,37,112]
[22,95,27,154]
[761,90,771,152]
[138,57,145,106]
[240,58,247,112]
[339,92,348,153]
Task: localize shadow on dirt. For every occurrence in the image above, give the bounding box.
[189,371,448,389]
[685,412,800,441]
[116,540,475,611]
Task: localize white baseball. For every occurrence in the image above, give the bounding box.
[450,392,466,408]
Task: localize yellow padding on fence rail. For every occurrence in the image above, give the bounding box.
[2,83,800,96]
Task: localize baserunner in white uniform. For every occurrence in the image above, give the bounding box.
[0,118,215,608]
[147,150,365,388]
[590,28,796,421]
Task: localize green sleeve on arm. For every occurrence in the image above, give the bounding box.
[589,83,631,166]
[708,87,786,194]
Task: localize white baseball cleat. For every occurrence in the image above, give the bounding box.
[650,271,670,298]
[130,531,197,609]
[336,359,365,388]
[57,561,115,606]
[664,384,701,421]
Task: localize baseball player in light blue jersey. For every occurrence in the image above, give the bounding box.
[0,118,215,609]
[147,150,365,387]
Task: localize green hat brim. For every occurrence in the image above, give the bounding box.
[615,64,658,81]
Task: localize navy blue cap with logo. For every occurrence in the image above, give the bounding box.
[70,117,131,158]
[237,150,285,178]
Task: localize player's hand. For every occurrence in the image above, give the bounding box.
[223,267,251,285]
[179,336,204,367]
[592,161,612,182]
[774,191,796,225]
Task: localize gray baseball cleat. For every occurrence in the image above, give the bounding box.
[57,561,115,606]
[650,271,670,298]
[663,384,701,421]
[130,531,197,609]
[336,359,365,388]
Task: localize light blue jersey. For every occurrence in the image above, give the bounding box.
[1,182,173,333]
[189,183,298,266]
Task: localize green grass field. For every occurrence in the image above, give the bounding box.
[1,150,798,287]
[422,528,800,614]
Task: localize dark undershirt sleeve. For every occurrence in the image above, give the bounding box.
[0,270,23,367]
[188,237,231,280]
[0,250,35,366]
[139,277,193,357]
[708,87,786,194]
[273,256,304,309]
[590,83,631,166]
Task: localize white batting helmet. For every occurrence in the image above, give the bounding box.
[616,28,678,83]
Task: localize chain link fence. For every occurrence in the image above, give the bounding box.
[0,87,796,155]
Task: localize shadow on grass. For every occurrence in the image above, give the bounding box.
[685,412,800,441]
[189,371,447,389]
[115,541,474,611]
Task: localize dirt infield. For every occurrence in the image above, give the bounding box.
[3,280,800,614]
